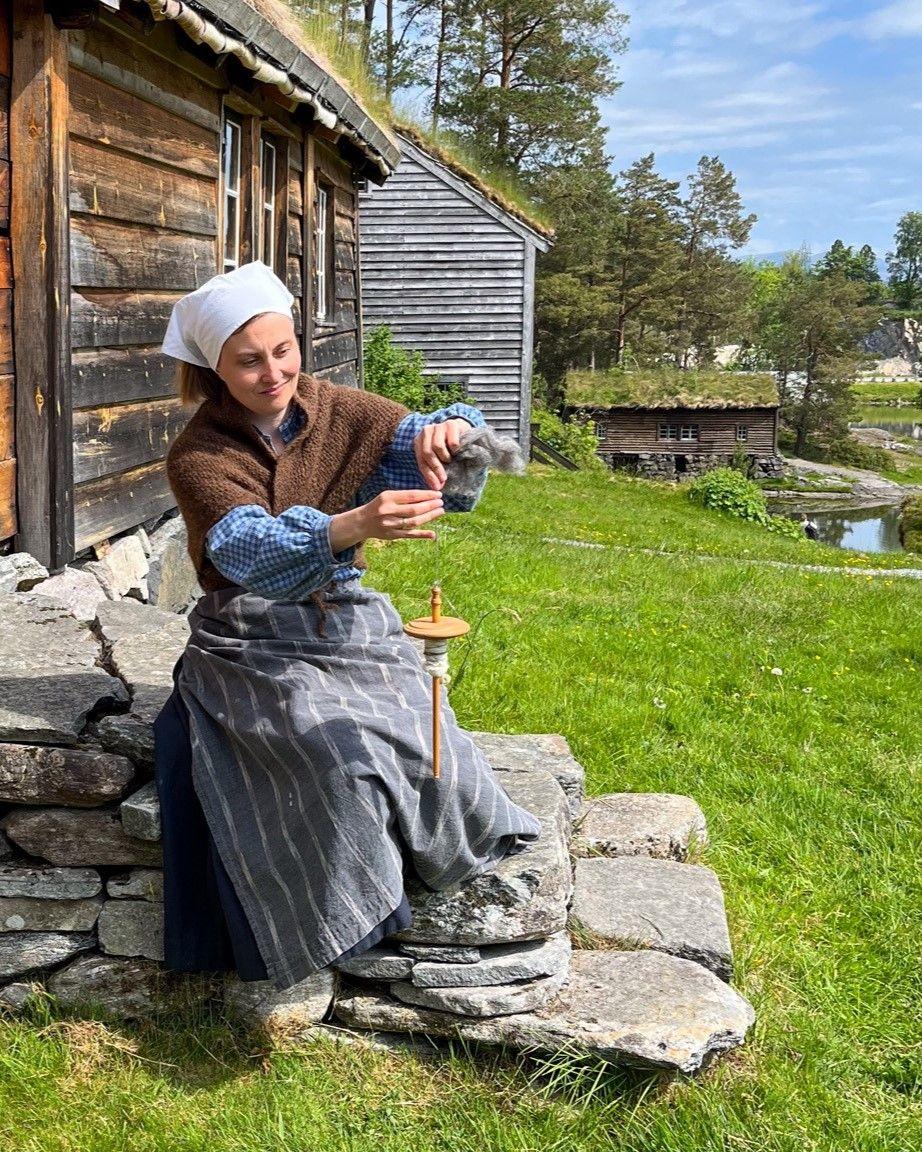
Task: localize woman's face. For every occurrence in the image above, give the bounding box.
[215,312,301,416]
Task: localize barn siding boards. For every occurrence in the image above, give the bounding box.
[0,4,10,544]
[359,137,550,442]
[73,460,176,554]
[585,408,779,455]
[10,1,72,565]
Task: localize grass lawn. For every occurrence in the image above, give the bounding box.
[1,467,920,1151]
[853,381,921,404]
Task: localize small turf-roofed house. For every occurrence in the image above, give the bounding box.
[563,370,783,480]
[358,126,553,446]
[0,0,400,571]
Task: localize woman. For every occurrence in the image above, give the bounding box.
[153,261,541,992]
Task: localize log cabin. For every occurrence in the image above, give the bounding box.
[1,0,400,570]
[562,371,784,480]
[359,127,553,447]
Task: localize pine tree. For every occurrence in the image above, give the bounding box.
[887,212,922,310]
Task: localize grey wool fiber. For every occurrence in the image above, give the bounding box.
[442,425,527,503]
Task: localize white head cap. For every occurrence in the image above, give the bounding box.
[161,260,295,372]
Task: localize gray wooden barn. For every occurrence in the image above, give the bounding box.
[0,0,399,571]
[358,129,553,446]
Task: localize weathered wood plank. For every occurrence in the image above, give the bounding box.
[287,254,302,300]
[312,329,358,371]
[73,397,188,485]
[334,214,355,244]
[365,303,522,318]
[72,347,178,409]
[314,142,353,192]
[67,24,221,135]
[287,213,302,257]
[333,184,355,217]
[0,9,9,77]
[0,159,8,230]
[74,459,175,553]
[69,138,217,236]
[0,456,14,539]
[69,67,219,179]
[335,270,355,300]
[288,169,303,217]
[0,75,7,162]
[70,217,216,290]
[334,240,355,272]
[0,373,12,459]
[314,361,358,388]
[11,1,73,566]
[71,289,187,347]
[0,286,10,377]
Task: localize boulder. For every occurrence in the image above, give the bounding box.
[571,793,708,861]
[1,808,162,867]
[0,743,135,806]
[569,857,733,980]
[0,553,49,593]
[0,981,46,1013]
[146,517,200,613]
[95,599,188,724]
[470,731,585,818]
[410,933,571,989]
[223,969,336,1037]
[47,954,183,1020]
[396,770,572,946]
[97,899,164,961]
[119,781,161,841]
[93,714,155,766]
[0,931,96,981]
[82,534,149,601]
[0,594,128,745]
[26,568,108,623]
[336,950,755,1074]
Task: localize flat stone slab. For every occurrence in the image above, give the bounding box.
[470,731,585,818]
[396,769,572,947]
[119,781,161,841]
[1,808,162,867]
[336,950,755,1074]
[398,943,481,964]
[106,869,163,902]
[97,899,164,961]
[335,947,414,981]
[390,967,568,1018]
[27,568,108,623]
[0,896,103,932]
[572,794,708,860]
[0,593,128,745]
[95,599,188,724]
[224,969,336,1037]
[570,857,733,980]
[0,742,135,806]
[412,933,571,989]
[93,714,155,767]
[0,864,102,900]
[0,931,97,981]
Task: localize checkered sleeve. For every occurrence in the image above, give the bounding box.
[357,402,489,512]
[205,504,358,600]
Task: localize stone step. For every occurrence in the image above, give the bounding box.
[396,768,572,947]
[335,949,755,1075]
[571,793,707,861]
[471,731,585,819]
[569,857,733,980]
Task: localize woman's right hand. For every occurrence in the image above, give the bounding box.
[329,490,444,554]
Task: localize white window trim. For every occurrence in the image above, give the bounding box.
[679,424,699,441]
[314,183,330,324]
[222,114,242,272]
[260,136,276,269]
[736,424,749,441]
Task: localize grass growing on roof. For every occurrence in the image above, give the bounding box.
[565,368,780,410]
[1,467,919,1150]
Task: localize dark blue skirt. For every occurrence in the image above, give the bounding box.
[153,654,411,983]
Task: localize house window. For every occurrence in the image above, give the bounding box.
[736,424,749,442]
[221,113,242,271]
[658,423,679,441]
[259,134,277,268]
[593,421,604,440]
[679,425,699,441]
[313,181,334,324]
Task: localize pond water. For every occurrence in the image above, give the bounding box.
[768,502,905,553]
[850,406,922,439]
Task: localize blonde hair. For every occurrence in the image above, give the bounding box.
[176,361,225,407]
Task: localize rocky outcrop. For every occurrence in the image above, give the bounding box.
[861,317,922,379]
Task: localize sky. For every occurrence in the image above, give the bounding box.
[603,1,922,264]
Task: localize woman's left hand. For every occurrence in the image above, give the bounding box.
[414,418,472,490]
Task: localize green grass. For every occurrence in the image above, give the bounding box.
[565,369,779,410]
[853,381,922,404]
[2,467,920,1151]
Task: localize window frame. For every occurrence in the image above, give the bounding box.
[658,422,679,441]
[679,424,699,442]
[313,178,335,327]
[221,111,243,273]
[736,424,749,442]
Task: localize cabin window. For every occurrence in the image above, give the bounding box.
[679,425,699,441]
[658,423,679,441]
[593,421,604,440]
[736,424,749,442]
[259,134,278,269]
[221,113,243,271]
[313,180,334,325]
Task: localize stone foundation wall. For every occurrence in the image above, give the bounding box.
[601,451,785,482]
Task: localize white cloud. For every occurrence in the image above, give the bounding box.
[862,1,922,38]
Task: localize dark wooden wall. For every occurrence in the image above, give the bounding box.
[591,408,778,454]
[0,0,13,543]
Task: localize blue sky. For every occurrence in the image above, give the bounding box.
[603,1,922,263]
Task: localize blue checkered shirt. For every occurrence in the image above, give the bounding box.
[205,401,488,599]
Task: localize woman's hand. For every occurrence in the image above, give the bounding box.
[329,490,444,552]
[414,418,472,489]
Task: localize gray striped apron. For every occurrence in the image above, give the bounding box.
[176,577,542,990]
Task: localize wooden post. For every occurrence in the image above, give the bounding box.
[303,133,315,372]
[11,0,73,568]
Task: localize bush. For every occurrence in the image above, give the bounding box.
[823,437,891,472]
[900,493,922,553]
[363,325,467,410]
[687,467,803,539]
[530,405,608,472]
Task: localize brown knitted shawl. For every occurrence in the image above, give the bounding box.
[166,371,410,632]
